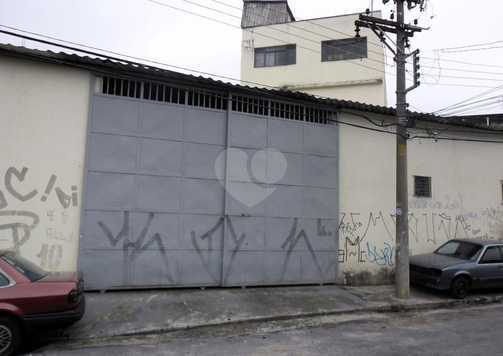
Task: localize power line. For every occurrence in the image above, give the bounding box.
[155,0,503,84]
[168,0,398,69]
[442,101,503,117]
[158,0,241,19]
[437,95,503,116]
[439,45,503,54]
[209,0,393,51]
[0,26,280,89]
[2,25,502,142]
[3,12,502,94]
[141,0,503,86]
[422,55,503,70]
[141,0,395,76]
[420,65,503,77]
[142,0,503,84]
[433,83,503,114]
[410,135,503,144]
[207,0,242,12]
[422,82,502,89]
[428,40,503,52]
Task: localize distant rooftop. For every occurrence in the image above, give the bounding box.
[241,0,295,28]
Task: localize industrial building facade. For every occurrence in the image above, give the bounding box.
[240,0,388,105]
[1,45,502,290]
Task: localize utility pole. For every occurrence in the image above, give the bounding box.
[356,0,426,299]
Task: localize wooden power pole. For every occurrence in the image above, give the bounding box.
[356,0,427,299]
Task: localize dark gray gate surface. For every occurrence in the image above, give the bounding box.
[80,94,338,290]
[222,113,339,286]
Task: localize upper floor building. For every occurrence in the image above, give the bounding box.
[240,0,388,106]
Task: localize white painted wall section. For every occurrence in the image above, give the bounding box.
[337,112,503,284]
[0,56,91,272]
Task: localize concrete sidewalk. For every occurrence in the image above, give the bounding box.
[60,285,503,342]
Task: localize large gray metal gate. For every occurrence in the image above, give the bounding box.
[80,79,339,290]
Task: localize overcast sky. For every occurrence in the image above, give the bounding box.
[1,0,503,116]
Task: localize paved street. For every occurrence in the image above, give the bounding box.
[33,304,503,355]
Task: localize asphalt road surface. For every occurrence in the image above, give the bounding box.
[32,304,503,356]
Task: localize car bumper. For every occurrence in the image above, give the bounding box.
[23,294,86,330]
[410,272,450,291]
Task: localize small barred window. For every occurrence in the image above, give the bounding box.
[414,176,432,198]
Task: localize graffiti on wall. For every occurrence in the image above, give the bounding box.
[339,204,503,267]
[97,214,340,285]
[93,198,503,284]
[98,211,176,286]
[0,166,79,269]
[280,218,326,282]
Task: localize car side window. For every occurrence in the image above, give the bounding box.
[0,273,10,287]
[480,247,503,264]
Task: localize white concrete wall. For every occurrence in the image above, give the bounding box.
[241,13,388,106]
[0,55,91,272]
[337,112,396,284]
[337,112,503,284]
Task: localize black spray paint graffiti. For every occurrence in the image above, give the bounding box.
[191,217,337,284]
[0,167,79,262]
[408,212,474,245]
[190,216,246,285]
[98,212,176,286]
[339,209,503,266]
[338,212,394,265]
[0,191,7,210]
[1,167,78,210]
[280,218,325,282]
[0,210,40,253]
[5,167,38,202]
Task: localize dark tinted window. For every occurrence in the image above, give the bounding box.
[435,241,482,260]
[2,253,47,282]
[480,246,503,264]
[414,176,432,198]
[0,273,9,287]
[322,37,367,62]
[255,45,296,68]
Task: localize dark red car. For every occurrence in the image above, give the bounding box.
[0,251,85,355]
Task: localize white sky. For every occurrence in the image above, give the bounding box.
[1,0,503,116]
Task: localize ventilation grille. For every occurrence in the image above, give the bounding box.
[100,76,333,124]
[231,94,332,124]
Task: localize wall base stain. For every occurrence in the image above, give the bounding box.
[343,268,395,286]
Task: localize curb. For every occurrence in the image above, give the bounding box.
[52,294,503,346]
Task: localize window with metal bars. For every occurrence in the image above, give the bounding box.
[254,44,296,68]
[414,176,432,198]
[322,37,368,62]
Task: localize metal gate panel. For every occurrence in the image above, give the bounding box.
[222,113,339,286]
[80,96,226,290]
[80,93,339,290]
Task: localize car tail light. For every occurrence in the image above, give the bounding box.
[68,289,80,304]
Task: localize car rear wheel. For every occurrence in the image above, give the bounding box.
[450,276,471,299]
[0,316,21,356]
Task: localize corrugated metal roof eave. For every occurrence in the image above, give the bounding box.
[0,43,502,132]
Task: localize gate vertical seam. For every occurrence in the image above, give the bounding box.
[78,75,98,274]
[220,92,233,286]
